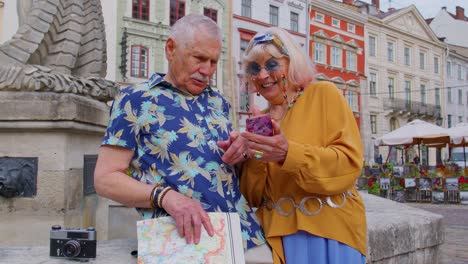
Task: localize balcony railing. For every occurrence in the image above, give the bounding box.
[383,98,441,118]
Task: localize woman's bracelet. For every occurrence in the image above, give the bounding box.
[157,187,172,208]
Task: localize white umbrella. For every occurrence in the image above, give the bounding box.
[375,119,450,146]
[447,123,468,168]
[448,123,468,146]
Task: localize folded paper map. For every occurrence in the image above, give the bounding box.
[137,212,245,264]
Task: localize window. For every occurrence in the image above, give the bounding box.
[458,64,463,80]
[434,57,439,74]
[421,84,426,105]
[269,5,279,26]
[131,45,148,78]
[388,77,395,99]
[369,36,376,57]
[170,0,185,26]
[331,46,342,67]
[404,47,411,66]
[448,114,452,128]
[204,8,217,22]
[387,42,394,62]
[132,0,149,21]
[459,116,463,123]
[315,12,324,23]
[419,52,425,70]
[346,50,357,71]
[370,115,377,134]
[369,73,376,96]
[435,88,440,106]
[314,42,325,64]
[448,87,452,103]
[332,17,340,27]
[390,118,397,131]
[405,80,411,106]
[459,89,463,104]
[290,12,299,32]
[240,39,249,56]
[345,90,358,112]
[241,0,251,18]
[347,23,355,33]
[447,61,452,77]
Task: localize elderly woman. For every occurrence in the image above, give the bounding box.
[240,27,366,263]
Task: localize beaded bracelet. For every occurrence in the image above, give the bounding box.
[157,187,172,208]
[149,185,163,209]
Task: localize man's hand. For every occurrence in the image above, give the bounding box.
[161,190,214,244]
[217,131,249,165]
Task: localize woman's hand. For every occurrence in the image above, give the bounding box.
[241,120,289,163]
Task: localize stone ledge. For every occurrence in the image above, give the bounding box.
[0,193,445,264]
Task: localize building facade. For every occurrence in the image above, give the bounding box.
[428,6,468,129]
[359,2,446,164]
[232,0,308,128]
[103,0,232,99]
[443,46,468,128]
[429,6,468,47]
[310,0,367,129]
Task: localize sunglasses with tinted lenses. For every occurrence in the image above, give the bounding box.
[246,58,281,76]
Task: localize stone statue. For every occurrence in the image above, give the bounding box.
[0,0,117,102]
[0,158,36,198]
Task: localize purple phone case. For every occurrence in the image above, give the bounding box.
[246,114,273,136]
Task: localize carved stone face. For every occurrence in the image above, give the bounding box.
[0,159,35,198]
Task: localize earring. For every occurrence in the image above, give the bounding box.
[252,77,256,81]
[282,75,287,99]
[256,92,260,96]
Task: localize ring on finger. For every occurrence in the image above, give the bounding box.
[242,152,248,159]
[254,150,264,159]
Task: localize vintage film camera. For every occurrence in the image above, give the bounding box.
[50,225,97,260]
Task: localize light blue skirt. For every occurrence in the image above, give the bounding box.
[282,230,366,264]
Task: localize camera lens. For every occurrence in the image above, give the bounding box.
[63,240,81,258]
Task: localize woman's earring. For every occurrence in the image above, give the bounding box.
[282,75,287,99]
[256,92,260,96]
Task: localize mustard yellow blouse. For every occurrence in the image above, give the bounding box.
[241,81,366,263]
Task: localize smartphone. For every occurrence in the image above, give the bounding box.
[246,114,273,136]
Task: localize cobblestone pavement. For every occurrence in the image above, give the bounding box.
[406,203,468,264]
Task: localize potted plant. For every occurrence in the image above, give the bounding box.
[432,178,444,204]
[459,177,468,205]
[366,180,380,196]
[391,178,405,203]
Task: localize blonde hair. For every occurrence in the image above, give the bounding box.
[243,27,315,88]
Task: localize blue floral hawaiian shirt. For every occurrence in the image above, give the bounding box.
[102,72,265,250]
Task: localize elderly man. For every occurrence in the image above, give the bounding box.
[94,14,272,263]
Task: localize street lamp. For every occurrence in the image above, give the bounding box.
[436,115,443,126]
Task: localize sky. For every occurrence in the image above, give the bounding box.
[375,0,467,19]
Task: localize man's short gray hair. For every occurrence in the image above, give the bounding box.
[169,14,223,47]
